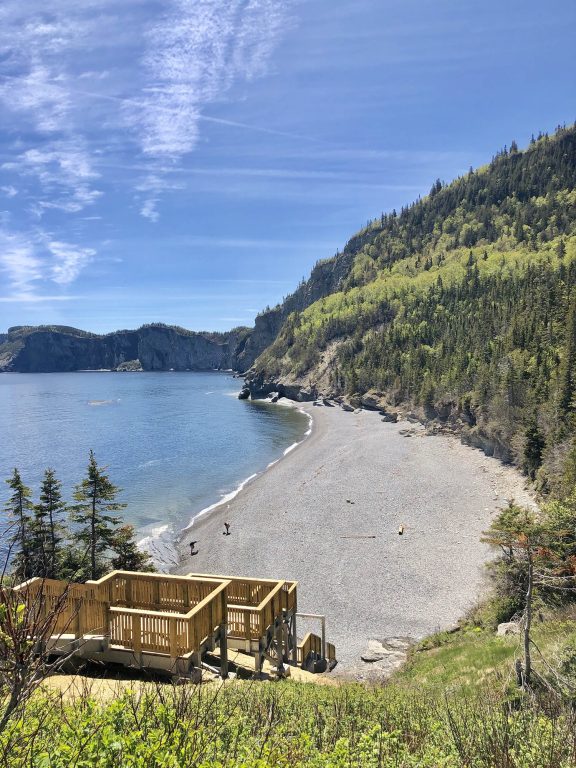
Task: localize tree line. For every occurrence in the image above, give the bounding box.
[255,125,576,494]
[4,450,154,583]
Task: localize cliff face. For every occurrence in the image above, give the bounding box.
[0,325,244,373]
[235,248,356,370]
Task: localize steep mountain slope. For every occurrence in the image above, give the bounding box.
[247,125,576,492]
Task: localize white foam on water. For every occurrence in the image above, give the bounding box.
[184,473,259,530]
[137,523,178,571]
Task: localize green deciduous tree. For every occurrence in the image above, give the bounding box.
[483,500,576,687]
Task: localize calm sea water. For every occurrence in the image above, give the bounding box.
[0,372,308,541]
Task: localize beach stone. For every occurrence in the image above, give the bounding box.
[341,402,354,412]
[497,621,521,636]
[269,392,280,403]
[360,390,386,410]
[238,387,250,400]
[361,640,388,662]
[322,398,334,407]
[381,412,398,423]
[355,637,413,680]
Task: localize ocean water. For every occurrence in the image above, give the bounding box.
[0,372,309,553]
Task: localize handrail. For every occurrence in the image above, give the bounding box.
[256,580,286,611]
[87,570,227,587]
[109,580,229,621]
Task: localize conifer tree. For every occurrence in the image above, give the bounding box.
[32,469,67,579]
[71,450,126,580]
[110,525,155,572]
[4,470,34,581]
[558,295,576,417]
[522,415,545,480]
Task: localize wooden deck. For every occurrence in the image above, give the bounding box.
[187,572,299,675]
[10,570,336,679]
[15,571,231,678]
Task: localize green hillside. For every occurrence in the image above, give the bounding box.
[252,126,576,494]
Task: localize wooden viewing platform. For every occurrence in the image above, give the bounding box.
[9,570,336,679]
[188,572,336,674]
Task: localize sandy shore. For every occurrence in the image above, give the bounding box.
[175,403,534,675]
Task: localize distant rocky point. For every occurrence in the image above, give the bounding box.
[0,324,253,373]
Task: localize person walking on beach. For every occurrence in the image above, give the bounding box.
[189,540,199,555]
[223,522,231,536]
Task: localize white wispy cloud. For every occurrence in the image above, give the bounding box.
[0,0,297,228]
[140,199,160,223]
[125,0,295,218]
[47,240,96,285]
[133,0,294,159]
[0,230,43,297]
[0,226,97,297]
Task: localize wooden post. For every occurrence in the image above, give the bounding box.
[274,619,284,676]
[281,612,290,663]
[207,601,215,651]
[133,614,142,656]
[169,618,178,659]
[255,639,264,677]
[103,604,110,651]
[290,612,297,664]
[219,591,228,679]
[125,576,132,606]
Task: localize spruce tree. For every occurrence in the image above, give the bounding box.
[558,294,576,427]
[4,469,33,581]
[522,415,545,480]
[71,450,126,580]
[110,525,155,572]
[33,469,67,579]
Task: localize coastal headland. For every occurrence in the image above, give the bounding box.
[176,401,534,677]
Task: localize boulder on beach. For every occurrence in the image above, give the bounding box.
[360,390,386,410]
[238,387,250,400]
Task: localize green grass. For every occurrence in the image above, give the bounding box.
[393,615,576,697]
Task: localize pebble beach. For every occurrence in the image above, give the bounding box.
[176,402,535,675]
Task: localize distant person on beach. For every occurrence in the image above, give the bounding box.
[223,522,231,536]
[189,540,199,555]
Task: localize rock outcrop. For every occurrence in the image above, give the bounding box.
[0,324,249,373]
[234,249,356,371]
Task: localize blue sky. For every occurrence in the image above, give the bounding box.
[0,0,574,334]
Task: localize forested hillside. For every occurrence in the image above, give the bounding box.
[249,125,576,494]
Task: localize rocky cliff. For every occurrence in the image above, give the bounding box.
[234,248,356,370]
[0,324,250,373]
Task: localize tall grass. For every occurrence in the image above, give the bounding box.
[1,679,576,767]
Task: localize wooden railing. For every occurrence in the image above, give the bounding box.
[297,633,337,665]
[188,573,298,641]
[109,581,229,658]
[12,573,230,659]
[12,578,108,637]
[9,572,336,668]
[86,571,218,612]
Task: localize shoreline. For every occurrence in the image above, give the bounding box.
[140,399,313,570]
[173,400,535,676]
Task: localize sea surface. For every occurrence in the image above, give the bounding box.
[0,372,309,557]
